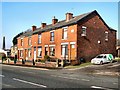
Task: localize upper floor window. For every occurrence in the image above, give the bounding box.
[38,46,42,57]
[49,46,55,56]
[21,39,23,46]
[81,26,87,37]
[105,31,108,41]
[50,31,54,41]
[38,34,41,44]
[62,27,68,39]
[28,37,31,46]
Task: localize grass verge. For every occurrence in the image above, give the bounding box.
[115,57,120,62]
[65,62,92,69]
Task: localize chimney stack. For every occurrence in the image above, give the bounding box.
[2,36,5,50]
[66,13,73,21]
[52,16,58,25]
[41,23,46,29]
[32,25,37,31]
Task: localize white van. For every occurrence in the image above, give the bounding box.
[91,54,114,65]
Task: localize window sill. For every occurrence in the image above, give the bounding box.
[62,39,67,40]
[50,41,54,43]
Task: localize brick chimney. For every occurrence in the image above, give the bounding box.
[41,23,46,29]
[66,13,73,21]
[52,16,58,25]
[32,25,37,31]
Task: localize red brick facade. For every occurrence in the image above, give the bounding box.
[17,10,116,63]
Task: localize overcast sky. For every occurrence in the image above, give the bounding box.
[0,2,119,49]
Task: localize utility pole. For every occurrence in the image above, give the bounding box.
[2,36,5,50]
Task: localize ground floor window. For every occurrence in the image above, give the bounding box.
[45,47,48,55]
[38,47,42,57]
[20,50,23,57]
[28,49,32,57]
[49,46,55,56]
[61,45,68,57]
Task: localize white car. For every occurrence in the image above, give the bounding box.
[91,54,114,65]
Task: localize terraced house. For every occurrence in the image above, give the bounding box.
[17,10,116,63]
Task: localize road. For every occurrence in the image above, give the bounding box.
[1,64,119,89]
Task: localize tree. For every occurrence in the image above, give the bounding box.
[12,32,23,45]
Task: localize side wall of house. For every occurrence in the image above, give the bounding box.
[77,12,116,62]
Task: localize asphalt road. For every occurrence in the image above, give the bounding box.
[1,64,119,89]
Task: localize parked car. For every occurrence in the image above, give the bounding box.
[91,54,114,65]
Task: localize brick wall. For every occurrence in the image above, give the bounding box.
[77,12,116,62]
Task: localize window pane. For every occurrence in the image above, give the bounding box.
[50,47,55,56]
[50,32,54,41]
[38,34,41,43]
[38,47,42,57]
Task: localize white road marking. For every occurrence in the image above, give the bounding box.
[91,86,113,90]
[51,75,80,80]
[81,79,90,82]
[21,71,33,74]
[0,74,5,77]
[13,78,47,88]
[51,75,90,81]
[113,82,117,85]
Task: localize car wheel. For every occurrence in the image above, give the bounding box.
[100,61,103,65]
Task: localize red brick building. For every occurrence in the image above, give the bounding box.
[17,10,116,63]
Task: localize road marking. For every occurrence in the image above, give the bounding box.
[13,78,47,88]
[21,71,33,74]
[81,79,90,82]
[113,82,117,85]
[51,75,90,82]
[0,74,5,77]
[91,86,113,90]
[51,75,80,80]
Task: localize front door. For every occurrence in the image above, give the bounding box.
[70,44,76,60]
[34,47,36,60]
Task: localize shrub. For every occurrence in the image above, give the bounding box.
[44,55,50,61]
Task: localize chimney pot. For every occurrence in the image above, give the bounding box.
[66,13,73,21]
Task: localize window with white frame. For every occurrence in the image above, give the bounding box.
[20,50,23,57]
[38,34,41,44]
[28,49,32,57]
[62,27,68,39]
[61,45,68,57]
[49,46,55,56]
[28,37,31,46]
[50,31,54,41]
[21,39,23,46]
[81,26,87,36]
[38,47,42,57]
[105,31,108,41]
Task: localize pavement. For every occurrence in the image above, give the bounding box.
[66,61,120,76]
[1,64,119,89]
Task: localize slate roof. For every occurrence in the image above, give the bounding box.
[33,10,93,34]
[19,10,116,37]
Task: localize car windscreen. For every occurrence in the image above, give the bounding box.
[96,56,103,58]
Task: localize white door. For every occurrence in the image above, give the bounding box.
[34,48,36,60]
